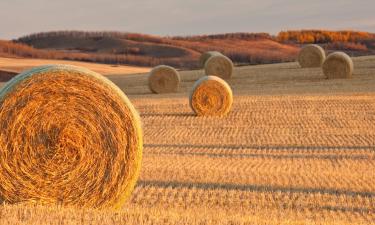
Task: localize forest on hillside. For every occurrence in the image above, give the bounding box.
[1,30,374,69]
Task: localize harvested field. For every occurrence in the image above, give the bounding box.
[1,56,375,224]
[0,57,150,76]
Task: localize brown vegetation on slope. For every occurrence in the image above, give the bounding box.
[1,30,374,69]
[12,31,300,68]
[0,40,171,68]
[277,30,375,43]
[278,30,375,56]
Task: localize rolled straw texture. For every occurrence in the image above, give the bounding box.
[298,44,326,68]
[189,75,233,116]
[322,52,354,79]
[0,65,143,209]
[204,54,234,79]
[199,51,223,68]
[148,65,180,94]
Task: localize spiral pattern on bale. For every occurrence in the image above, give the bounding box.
[189,76,233,116]
[0,65,143,209]
[322,52,354,79]
[148,65,180,94]
[204,54,234,79]
[199,51,223,68]
[298,44,326,68]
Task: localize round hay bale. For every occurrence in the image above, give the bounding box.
[199,51,222,68]
[0,65,143,209]
[204,54,234,79]
[189,75,233,116]
[148,65,180,94]
[322,52,353,79]
[298,44,326,68]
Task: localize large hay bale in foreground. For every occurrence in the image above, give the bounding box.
[189,75,233,116]
[322,52,353,79]
[148,65,180,94]
[298,44,326,68]
[204,54,234,79]
[0,65,143,209]
[199,51,222,68]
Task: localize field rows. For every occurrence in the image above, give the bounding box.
[125,87,375,224]
[135,95,375,148]
[129,184,375,221]
[139,153,375,193]
[110,56,375,96]
[125,59,375,224]
[144,143,374,157]
[1,56,375,224]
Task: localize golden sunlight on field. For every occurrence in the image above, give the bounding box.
[0,57,150,75]
[0,56,375,224]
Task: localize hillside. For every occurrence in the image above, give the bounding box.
[0,57,150,80]
[1,30,375,69]
[4,32,299,69]
[1,56,375,224]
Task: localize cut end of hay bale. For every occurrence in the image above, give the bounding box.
[322,52,353,79]
[204,54,234,79]
[199,51,223,68]
[0,65,143,209]
[298,44,326,68]
[148,65,180,94]
[189,75,233,117]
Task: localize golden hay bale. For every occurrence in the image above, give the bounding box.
[0,65,143,209]
[148,65,180,94]
[298,44,326,68]
[322,52,354,79]
[204,54,234,79]
[199,51,222,68]
[189,75,233,116]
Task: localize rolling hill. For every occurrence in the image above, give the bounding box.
[0,57,150,77]
[1,30,375,70]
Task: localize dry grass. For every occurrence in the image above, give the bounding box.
[0,65,143,209]
[0,57,150,76]
[204,54,234,79]
[297,44,326,68]
[1,56,375,224]
[198,51,222,68]
[323,52,354,79]
[148,65,180,94]
[189,76,233,116]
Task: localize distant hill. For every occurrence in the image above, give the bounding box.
[1,30,375,69]
[277,30,375,56]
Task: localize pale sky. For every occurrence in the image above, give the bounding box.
[0,0,374,40]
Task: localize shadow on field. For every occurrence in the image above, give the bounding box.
[136,180,375,214]
[141,112,194,117]
[145,144,375,151]
[137,180,375,198]
[144,150,372,161]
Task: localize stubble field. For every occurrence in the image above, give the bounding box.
[0,57,150,75]
[0,56,375,224]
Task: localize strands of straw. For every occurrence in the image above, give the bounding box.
[0,65,143,209]
[298,44,326,68]
[322,52,354,79]
[204,55,234,79]
[148,65,180,94]
[189,76,233,116]
[199,51,223,68]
